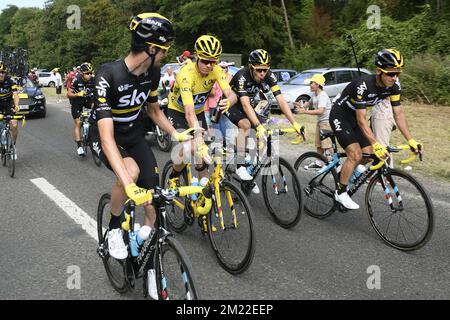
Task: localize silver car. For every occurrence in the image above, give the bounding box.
[280,67,372,109]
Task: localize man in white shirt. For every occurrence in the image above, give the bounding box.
[52,68,63,103]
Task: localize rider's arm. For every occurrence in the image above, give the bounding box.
[356,108,377,145]
[392,105,413,141]
[241,96,262,127]
[13,91,20,112]
[67,78,81,99]
[147,102,176,136]
[267,72,296,125]
[214,66,237,107]
[97,117,134,187]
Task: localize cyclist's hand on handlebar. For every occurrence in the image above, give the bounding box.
[171,128,195,142]
[196,142,212,164]
[77,91,85,97]
[124,183,152,206]
[372,142,389,160]
[218,99,231,112]
[292,121,303,135]
[407,138,422,153]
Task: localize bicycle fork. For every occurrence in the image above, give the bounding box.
[380,173,404,212]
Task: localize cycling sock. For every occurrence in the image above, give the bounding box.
[76,140,82,148]
[337,182,347,195]
[109,213,121,230]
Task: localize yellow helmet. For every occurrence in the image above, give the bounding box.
[248,49,271,67]
[195,35,222,60]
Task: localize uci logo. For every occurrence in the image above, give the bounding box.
[118,89,149,107]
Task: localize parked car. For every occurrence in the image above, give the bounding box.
[16,79,46,118]
[279,67,371,109]
[37,71,55,87]
[271,69,298,84]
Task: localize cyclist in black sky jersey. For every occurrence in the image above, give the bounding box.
[225,49,303,193]
[89,13,190,260]
[329,48,423,210]
[67,62,95,157]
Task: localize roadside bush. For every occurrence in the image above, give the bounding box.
[401,54,450,105]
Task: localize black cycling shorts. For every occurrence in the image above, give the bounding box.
[70,99,93,119]
[167,109,208,131]
[329,104,370,150]
[88,121,159,190]
[224,103,263,129]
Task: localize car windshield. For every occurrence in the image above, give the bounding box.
[285,72,316,85]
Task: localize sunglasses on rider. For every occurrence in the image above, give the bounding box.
[83,72,93,75]
[0,71,6,74]
[199,59,217,66]
[385,71,401,78]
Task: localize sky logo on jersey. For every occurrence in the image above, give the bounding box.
[357,82,367,96]
[96,77,110,98]
[118,89,149,107]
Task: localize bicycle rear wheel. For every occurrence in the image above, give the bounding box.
[154,235,201,300]
[161,160,189,233]
[294,152,338,219]
[6,133,15,178]
[365,168,434,251]
[261,157,302,228]
[96,193,129,293]
[208,180,255,274]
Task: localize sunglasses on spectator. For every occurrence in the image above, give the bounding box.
[199,59,217,66]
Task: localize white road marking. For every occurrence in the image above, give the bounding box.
[30,177,103,241]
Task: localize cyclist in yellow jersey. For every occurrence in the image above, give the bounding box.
[167,35,237,183]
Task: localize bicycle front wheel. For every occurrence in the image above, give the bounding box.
[154,235,202,300]
[294,152,338,219]
[96,193,128,293]
[261,157,302,228]
[6,133,15,178]
[365,168,434,251]
[208,180,255,274]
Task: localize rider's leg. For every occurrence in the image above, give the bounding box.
[10,119,18,143]
[109,157,140,228]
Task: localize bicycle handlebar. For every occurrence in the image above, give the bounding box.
[369,144,422,171]
[267,125,306,144]
[0,114,26,127]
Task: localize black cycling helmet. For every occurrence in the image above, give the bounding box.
[129,13,174,52]
[248,49,271,67]
[0,61,6,72]
[375,48,404,72]
[80,62,93,73]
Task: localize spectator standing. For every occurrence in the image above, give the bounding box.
[52,68,63,103]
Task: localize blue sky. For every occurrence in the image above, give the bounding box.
[0,0,47,12]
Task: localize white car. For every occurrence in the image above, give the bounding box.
[280,67,372,108]
[37,72,56,87]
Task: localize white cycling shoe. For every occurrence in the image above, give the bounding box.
[107,228,128,260]
[236,166,253,181]
[334,191,360,210]
[77,146,85,156]
[251,182,260,194]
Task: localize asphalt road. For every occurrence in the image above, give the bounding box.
[1,99,449,300]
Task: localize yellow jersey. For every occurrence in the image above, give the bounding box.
[168,62,230,114]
